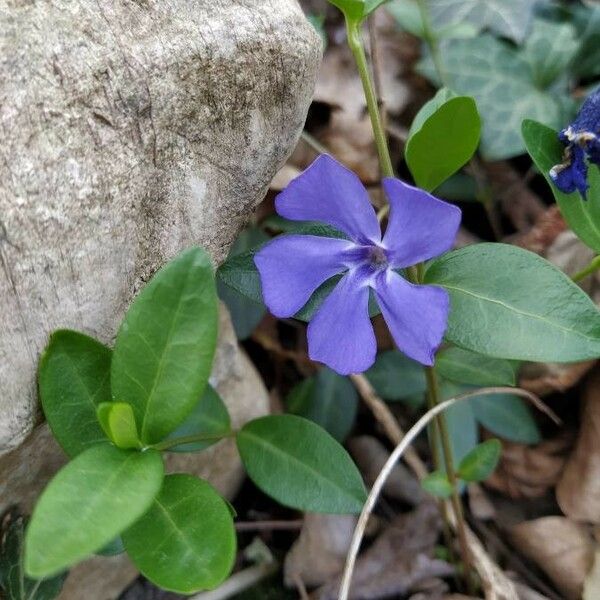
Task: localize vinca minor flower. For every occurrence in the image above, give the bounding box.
[550,88,600,198]
[254,155,461,375]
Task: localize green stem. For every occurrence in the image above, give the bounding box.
[344,16,473,589]
[572,255,600,283]
[346,19,395,179]
[151,430,235,452]
[415,0,448,87]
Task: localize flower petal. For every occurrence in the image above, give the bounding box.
[307,268,376,375]
[375,270,449,366]
[254,234,354,318]
[550,145,589,197]
[275,155,381,244]
[381,178,461,267]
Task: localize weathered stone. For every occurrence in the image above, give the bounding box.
[0,0,320,454]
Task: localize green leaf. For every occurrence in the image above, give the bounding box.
[425,243,600,362]
[434,172,478,202]
[569,4,600,79]
[418,35,567,160]
[218,227,269,340]
[408,88,457,139]
[326,0,368,21]
[38,330,111,458]
[25,445,164,578]
[96,537,125,557]
[437,347,517,387]
[428,0,539,43]
[164,384,231,452]
[522,119,600,252]
[406,95,480,191]
[524,19,579,88]
[421,471,453,498]
[364,350,426,404]
[96,403,140,450]
[471,393,541,444]
[457,439,502,482]
[286,368,358,442]
[122,474,236,594]
[237,415,367,513]
[111,247,218,445]
[0,510,66,600]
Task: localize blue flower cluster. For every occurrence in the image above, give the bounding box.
[550,89,600,199]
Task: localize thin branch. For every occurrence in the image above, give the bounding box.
[338,386,552,600]
[235,520,303,532]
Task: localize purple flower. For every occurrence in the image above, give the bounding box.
[254,155,461,375]
[550,88,600,198]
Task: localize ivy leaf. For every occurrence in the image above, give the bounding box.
[0,510,66,600]
[111,247,218,445]
[25,445,164,578]
[418,34,567,160]
[406,95,480,191]
[365,350,426,405]
[524,19,579,88]
[522,119,600,253]
[285,368,358,441]
[570,4,600,79]
[164,385,231,452]
[428,0,540,43]
[421,471,453,498]
[436,347,517,387]
[96,402,140,450]
[425,243,600,362]
[218,227,269,340]
[123,474,236,594]
[471,393,541,444]
[237,415,367,514]
[457,439,502,482]
[38,330,111,458]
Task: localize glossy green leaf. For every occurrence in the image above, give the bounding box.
[406,96,480,191]
[25,445,164,578]
[111,247,218,445]
[437,347,516,387]
[218,227,269,340]
[522,119,600,252]
[38,330,111,458]
[365,350,426,404]
[524,19,579,88]
[421,471,453,498]
[164,385,231,452]
[237,415,367,513]
[123,474,236,594]
[425,243,600,362]
[96,402,140,450]
[428,0,539,43]
[418,35,568,160]
[408,88,457,140]
[0,510,66,600]
[286,368,358,441]
[457,439,502,482]
[471,393,540,444]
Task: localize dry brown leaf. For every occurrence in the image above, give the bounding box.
[314,502,452,600]
[348,435,425,506]
[485,434,572,499]
[557,368,600,523]
[270,164,301,191]
[510,517,595,600]
[284,513,356,588]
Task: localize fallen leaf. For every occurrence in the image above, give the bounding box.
[283,513,356,588]
[510,517,595,600]
[314,502,453,599]
[557,368,600,523]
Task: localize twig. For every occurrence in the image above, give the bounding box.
[191,561,278,600]
[338,386,552,600]
[300,130,331,156]
[235,519,303,532]
[349,373,428,479]
[292,573,311,600]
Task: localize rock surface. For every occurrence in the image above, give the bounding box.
[0,0,320,454]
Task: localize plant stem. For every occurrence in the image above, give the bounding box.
[345,14,474,589]
[415,0,448,87]
[572,255,600,282]
[346,19,395,179]
[151,430,235,452]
